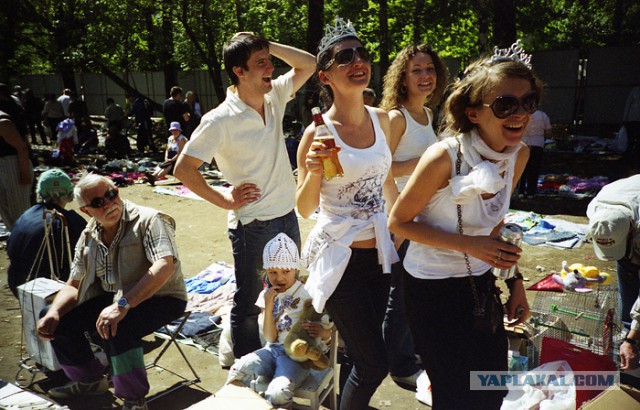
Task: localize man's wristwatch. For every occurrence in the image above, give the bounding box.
[623,337,639,347]
[117,297,130,311]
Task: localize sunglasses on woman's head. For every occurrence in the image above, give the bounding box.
[326,46,370,68]
[483,92,538,119]
[85,188,119,209]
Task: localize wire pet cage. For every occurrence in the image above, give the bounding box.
[527,285,620,367]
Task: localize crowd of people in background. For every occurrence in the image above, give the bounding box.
[0,83,205,164]
[2,16,640,410]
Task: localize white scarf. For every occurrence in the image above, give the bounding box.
[450,129,521,204]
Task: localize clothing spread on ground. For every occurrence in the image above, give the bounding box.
[504,210,588,249]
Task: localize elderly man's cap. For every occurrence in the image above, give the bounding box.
[589,208,630,261]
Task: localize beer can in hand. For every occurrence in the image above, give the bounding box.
[491,223,523,280]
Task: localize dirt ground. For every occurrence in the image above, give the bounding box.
[0,166,624,409]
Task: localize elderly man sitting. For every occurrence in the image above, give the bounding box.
[37,173,187,410]
[8,168,87,297]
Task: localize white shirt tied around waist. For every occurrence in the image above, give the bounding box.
[404,130,521,280]
[301,106,399,312]
[302,211,398,313]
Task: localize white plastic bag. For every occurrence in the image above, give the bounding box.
[501,360,576,410]
[415,370,433,407]
[218,318,235,368]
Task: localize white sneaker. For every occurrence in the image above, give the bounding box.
[415,371,432,407]
[391,369,422,388]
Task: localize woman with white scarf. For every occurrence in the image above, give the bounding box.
[388,42,540,409]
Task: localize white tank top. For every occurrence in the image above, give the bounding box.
[403,135,515,279]
[320,106,392,241]
[393,107,438,191]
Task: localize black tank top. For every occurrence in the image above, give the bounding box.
[0,112,18,157]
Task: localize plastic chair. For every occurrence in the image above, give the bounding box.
[146,311,201,402]
[292,328,339,410]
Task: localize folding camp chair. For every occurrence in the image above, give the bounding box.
[146,311,201,402]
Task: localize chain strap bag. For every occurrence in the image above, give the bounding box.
[454,137,504,334]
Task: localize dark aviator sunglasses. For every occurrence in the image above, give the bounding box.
[327,46,371,68]
[483,92,538,119]
[85,188,119,209]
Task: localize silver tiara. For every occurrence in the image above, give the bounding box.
[489,40,532,69]
[318,17,358,54]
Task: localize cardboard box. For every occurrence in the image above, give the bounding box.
[0,379,59,408]
[580,384,640,409]
[185,383,273,410]
[16,278,65,371]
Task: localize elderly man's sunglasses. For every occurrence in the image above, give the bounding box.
[483,92,538,119]
[85,188,119,209]
[327,46,371,68]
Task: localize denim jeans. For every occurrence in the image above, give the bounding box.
[227,343,309,406]
[325,248,390,410]
[382,240,421,379]
[405,270,507,410]
[228,210,300,358]
[617,258,640,327]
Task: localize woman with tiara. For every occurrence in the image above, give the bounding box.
[296,17,399,409]
[389,41,538,409]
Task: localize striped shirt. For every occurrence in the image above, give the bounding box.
[71,203,178,292]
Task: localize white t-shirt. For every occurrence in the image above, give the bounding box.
[183,72,297,228]
[393,107,438,192]
[255,280,311,345]
[522,110,551,148]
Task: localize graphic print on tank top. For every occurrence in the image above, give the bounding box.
[337,159,389,220]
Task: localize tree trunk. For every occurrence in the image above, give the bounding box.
[90,60,163,113]
[307,0,324,53]
[492,0,516,47]
[611,0,624,45]
[476,0,491,52]
[161,8,178,97]
[378,0,390,80]
[413,0,426,43]
[179,2,225,103]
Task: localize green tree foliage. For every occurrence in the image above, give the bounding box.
[2,0,638,99]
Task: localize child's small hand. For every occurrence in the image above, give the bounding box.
[264,288,278,308]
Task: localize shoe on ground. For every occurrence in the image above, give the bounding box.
[47,376,109,399]
[391,369,423,389]
[123,398,148,410]
[143,171,156,186]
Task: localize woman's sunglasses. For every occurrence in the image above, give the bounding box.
[326,46,371,68]
[85,188,119,209]
[483,92,538,119]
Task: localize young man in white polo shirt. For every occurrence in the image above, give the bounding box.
[174,33,315,358]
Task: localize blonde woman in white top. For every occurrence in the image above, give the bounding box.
[380,44,449,192]
[378,45,448,392]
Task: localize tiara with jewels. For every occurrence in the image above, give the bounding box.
[318,17,359,54]
[489,40,532,69]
